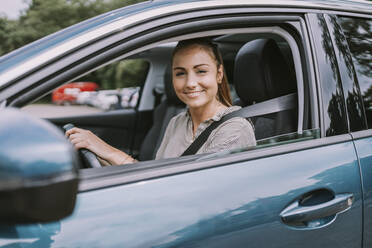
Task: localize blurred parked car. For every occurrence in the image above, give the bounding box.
[52,82,99,105]
[0,0,371,247]
[76,87,139,110]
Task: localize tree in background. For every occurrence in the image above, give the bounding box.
[0,0,147,93]
[81,59,150,90]
[0,0,145,55]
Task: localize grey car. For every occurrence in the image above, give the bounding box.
[0,0,372,247]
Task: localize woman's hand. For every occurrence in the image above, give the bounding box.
[65,127,135,165]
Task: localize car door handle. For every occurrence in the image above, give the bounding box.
[280,193,354,224]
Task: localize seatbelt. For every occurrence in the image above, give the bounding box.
[181,93,297,156]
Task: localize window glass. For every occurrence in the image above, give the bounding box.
[309,14,349,136]
[256,129,320,148]
[325,15,366,132]
[21,59,149,118]
[339,17,372,128]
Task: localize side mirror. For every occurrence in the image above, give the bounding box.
[0,108,79,223]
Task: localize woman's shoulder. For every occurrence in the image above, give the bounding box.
[217,106,255,133]
[212,105,240,121]
[220,115,254,131]
[220,106,253,126]
[168,110,189,128]
[206,106,257,150]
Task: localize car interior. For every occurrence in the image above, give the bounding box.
[37,30,318,168]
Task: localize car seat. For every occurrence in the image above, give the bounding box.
[139,65,185,161]
[234,38,298,140]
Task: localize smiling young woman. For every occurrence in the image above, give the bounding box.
[155,38,256,159]
[66,38,256,164]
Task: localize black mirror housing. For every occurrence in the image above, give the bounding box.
[0,108,79,223]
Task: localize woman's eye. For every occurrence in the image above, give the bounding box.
[175,72,185,76]
[197,70,207,74]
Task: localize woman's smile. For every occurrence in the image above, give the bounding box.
[184,90,205,98]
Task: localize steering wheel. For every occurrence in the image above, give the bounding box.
[63,123,102,168]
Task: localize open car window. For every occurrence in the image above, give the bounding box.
[21,24,311,169]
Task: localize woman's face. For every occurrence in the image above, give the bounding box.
[172,45,223,111]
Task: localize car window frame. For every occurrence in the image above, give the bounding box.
[73,15,318,190]
[3,9,311,108]
[2,10,317,133]
[1,7,334,191]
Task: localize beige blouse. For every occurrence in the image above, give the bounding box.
[155,106,256,159]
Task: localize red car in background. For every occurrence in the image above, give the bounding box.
[52,82,99,105]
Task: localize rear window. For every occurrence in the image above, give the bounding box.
[338,17,372,128]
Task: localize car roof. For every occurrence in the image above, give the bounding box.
[0,0,371,86]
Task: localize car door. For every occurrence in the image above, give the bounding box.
[0,4,364,248]
[1,137,361,247]
[336,14,372,248]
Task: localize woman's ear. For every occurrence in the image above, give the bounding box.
[217,64,223,84]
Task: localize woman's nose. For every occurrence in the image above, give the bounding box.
[185,73,198,88]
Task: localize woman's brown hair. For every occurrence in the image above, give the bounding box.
[172,38,232,107]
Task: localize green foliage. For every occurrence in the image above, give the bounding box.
[0,0,145,56]
[0,18,18,54]
[79,59,150,90]
[0,0,148,92]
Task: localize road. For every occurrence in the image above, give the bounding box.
[21,104,101,118]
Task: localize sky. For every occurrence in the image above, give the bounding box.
[0,0,30,20]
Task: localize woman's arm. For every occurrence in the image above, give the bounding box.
[65,127,136,165]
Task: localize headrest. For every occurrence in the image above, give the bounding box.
[164,65,184,106]
[234,39,296,106]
